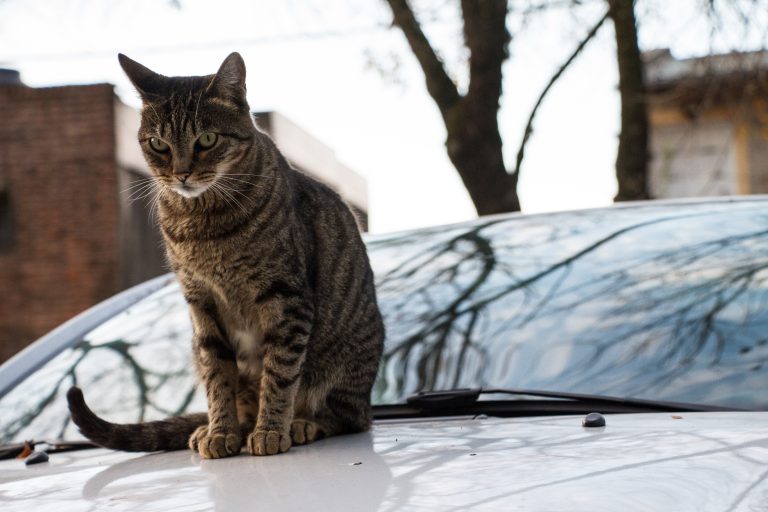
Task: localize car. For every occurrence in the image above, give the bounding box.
[1,196,768,511]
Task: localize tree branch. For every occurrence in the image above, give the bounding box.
[512,10,609,177]
[385,0,461,114]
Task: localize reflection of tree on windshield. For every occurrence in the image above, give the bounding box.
[569,226,768,398]
[373,219,503,395]
[372,207,768,409]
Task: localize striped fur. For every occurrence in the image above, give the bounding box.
[67,52,384,458]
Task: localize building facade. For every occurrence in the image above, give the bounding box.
[645,49,768,198]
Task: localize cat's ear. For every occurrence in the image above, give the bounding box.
[206,52,247,104]
[118,53,168,99]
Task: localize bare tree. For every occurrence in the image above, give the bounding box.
[384,0,647,215]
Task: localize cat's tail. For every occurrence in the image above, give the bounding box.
[66,386,207,452]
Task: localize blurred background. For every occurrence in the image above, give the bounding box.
[0,0,767,362]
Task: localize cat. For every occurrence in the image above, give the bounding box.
[66,52,385,458]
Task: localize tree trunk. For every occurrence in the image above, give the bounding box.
[445,102,520,215]
[608,0,650,201]
[386,0,520,215]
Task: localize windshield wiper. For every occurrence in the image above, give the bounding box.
[372,387,742,420]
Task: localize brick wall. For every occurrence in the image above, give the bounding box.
[0,83,120,363]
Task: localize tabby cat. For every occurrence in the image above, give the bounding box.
[66,52,385,458]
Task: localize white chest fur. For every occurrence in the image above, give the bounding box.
[231,327,265,376]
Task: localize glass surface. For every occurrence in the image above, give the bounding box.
[2,200,768,442]
[371,201,768,408]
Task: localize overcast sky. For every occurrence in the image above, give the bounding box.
[1,0,766,233]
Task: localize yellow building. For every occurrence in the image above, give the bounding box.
[645,49,768,198]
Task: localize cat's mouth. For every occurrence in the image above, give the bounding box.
[172,182,209,199]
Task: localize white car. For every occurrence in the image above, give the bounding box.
[1,197,767,511]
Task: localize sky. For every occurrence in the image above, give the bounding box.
[1,0,766,233]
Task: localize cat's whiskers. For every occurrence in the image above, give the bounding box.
[223,173,275,179]
[123,183,157,201]
[216,179,255,193]
[216,182,250,212]
[123,176,154,189]
[121,176,156,194]
[147,188,162,224]
[209,184,233,211]
[217,184,254,208]
[219,189,248,218]
[211,182,249,217]
[126,180,160,204]
[217,175,266,192]
[129,189,157,204]
[217,175,261,188]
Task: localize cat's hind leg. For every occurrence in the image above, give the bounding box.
[291,388,373,446]
[290,418,325,445]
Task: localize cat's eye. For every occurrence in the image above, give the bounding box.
[149,137,170,153]
[197,132,218,149]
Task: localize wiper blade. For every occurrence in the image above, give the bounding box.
[406,388,735,411]
[373,387,741,420]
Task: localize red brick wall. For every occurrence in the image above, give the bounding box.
[0,84,119,363]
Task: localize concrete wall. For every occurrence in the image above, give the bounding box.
[254,112,369,230]
[649,116,739,198]
[649,103,768,199]
[747,102,768,194]
[116,167,167,290]
[115,100,167,290]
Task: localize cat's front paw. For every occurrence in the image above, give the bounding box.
[189,425,242,459]
[246,429,291,456]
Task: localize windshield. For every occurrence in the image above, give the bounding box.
[2,200,767,442]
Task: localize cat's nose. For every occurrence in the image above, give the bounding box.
[174,171,192,183]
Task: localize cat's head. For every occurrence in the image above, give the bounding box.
[119,52,256,199]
